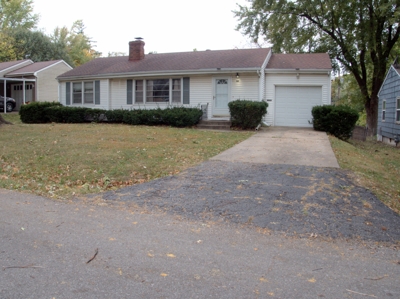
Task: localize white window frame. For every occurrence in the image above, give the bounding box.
[71,81,95,105]
[129,78,183,105]
[396,97,400,124]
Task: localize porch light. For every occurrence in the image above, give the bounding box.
[236,73,240,82]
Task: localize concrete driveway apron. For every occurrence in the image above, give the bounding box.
[211,126,340,168]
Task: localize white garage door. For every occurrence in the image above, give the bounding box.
[275,86,322,127]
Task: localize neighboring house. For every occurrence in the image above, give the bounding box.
[377,61,400,146]
[0,59,72,110]
[57,39,332,127]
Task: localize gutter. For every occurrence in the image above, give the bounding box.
[57,68,262,82]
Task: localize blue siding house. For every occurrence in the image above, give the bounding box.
[377,61,400,146]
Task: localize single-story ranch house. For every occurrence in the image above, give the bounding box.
[0,59,72,110]
[377,60,400,146]
[57,39,332,127]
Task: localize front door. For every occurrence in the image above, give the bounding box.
[213,78,230,117]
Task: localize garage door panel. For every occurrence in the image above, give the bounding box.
[275,86,322,127]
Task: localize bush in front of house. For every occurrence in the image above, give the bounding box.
[45,106,93,123]
[104,109,127,123]
[162,107,203,127]
[20,103,203,128]
[312,105,359,140]
[19,102,62,123]
[228,100,268,129]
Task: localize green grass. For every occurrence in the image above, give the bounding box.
[0,114,253,199]
[329,136,400,213]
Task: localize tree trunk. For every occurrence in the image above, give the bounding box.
[365,94,378,136]
[0,114,13,125]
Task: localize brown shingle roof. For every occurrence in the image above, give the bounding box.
[5,60,64,76]
[267,53,331,69]
[0,59,31,72]
[58,48,272,78]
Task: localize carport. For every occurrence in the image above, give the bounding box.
[1,77,36,113]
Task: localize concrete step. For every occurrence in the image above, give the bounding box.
[196,120,231,130]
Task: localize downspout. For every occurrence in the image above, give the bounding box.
[257,49,272,128]
[259,49,271,102]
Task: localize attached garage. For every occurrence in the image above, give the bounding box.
[275,86,322,127]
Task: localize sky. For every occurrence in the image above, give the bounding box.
[33,0,255,56]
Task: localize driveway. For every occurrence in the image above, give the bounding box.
[1,127,399,298]
[211,126,340,168]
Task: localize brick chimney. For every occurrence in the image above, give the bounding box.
[129,39,145,61]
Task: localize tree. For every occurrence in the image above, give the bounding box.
[0,0,38,30]
[51,20,101,67]
[234,0,400,133]
[11,29,57,61]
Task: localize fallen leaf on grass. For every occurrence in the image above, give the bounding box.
[259,277,268,282]
[160,273,168,277]
[166,253,176,258]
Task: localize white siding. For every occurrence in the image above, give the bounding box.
[100,79,109,110]
[264,72,331,126]
[189,75,213,117]
[231,74,259,101]
[60,82,66,105]
[109,79,127,109]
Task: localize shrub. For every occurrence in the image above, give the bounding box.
[105,109,128,123]
[162,107,203,127]
[228,100,268,129]
[19,101,62,123]
[44,106,95,123]
[312,105,359,140]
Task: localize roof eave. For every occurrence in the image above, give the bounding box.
[265,68,332,74]
[57,67,262,81]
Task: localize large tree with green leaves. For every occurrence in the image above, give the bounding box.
[0,0,38,30]
[234,0,400,133]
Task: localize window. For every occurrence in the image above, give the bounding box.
[68,81,100,105]
[135,80,143,103]
[84,82,94,104]
[146,79,169,102]
[126,78,189,104]
[73,82,82,104]
[396,97,400,123]
[382,100,386,121]
[172,79,181,103]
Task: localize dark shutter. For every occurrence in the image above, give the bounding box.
[182,77,190,104]
[127,79,133,105]
[66,82,70,105]
[95,81,100,105]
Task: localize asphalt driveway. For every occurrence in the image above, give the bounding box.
[1,127,399,298]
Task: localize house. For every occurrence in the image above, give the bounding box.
[0,59,72,110]
[57,39,332,127]
[377,60,400,146]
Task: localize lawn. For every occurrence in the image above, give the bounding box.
[329,136,400,213]
[0,113,253,199]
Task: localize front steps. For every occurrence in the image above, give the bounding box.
[196,120,231,130]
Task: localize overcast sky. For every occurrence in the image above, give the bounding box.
[33,0,255,56]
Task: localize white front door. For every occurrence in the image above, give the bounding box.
[213,78,230,117]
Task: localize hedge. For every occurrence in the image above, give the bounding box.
[19,102,62,123]
[19,103,203,128]
[228,100,268,129]
[311,105,359,140]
